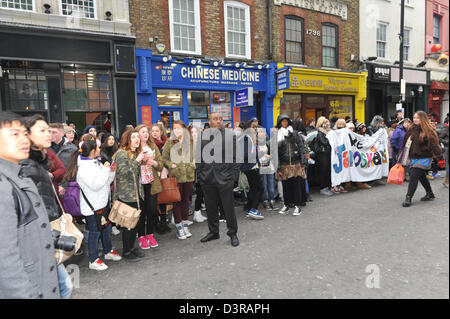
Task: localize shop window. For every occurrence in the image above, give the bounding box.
[169,0,201,55]
[157,89,182,106]
[285,16,304,64]
[224,1,251,59]
[322,23,338,68]
[3,69,48,112]
[376,22,388,58]
[62,70,112,111]
[433,15,441,44]
[280,94,302,121]
[211,91,231,122]
[328,96,353,120]
[1,0,33,11]
[188,91,209,120]
[61,0,95,19]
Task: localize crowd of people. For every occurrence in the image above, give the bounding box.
[0,108,447,299]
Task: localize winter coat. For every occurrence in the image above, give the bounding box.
[390,124,407,154]
[0,158,60,299]
[366,115,385,136]
[162,138,195,183]
[47,149,66,191]
[401,124,442,159]
[310,129,331,154]
[76,157,115,216]
[54,138,77,169]
[277,126,307,167]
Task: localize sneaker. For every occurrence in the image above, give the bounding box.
[176,223,187,240]
[426,175,435,180]
[435,173,443,178]
[331,186,341,194]
[219,219,227,223]
[201,203,206,210]
[338,185,348,193]
[320,188,334,196]
[262,201,270,210]
[279,205,289,214]
[182,222,192,238]
[138,236,150,250]
[293,206,302,216]
[123,252,140,262]
[89,258,108,271]
[111,226,120,236]
[146,234,159,248]
[193,211,206,223]
[244,209,250,217]
[269,200,277,210]
[104,249,122,261]
[248,209,264,220]
[131,248,145,258]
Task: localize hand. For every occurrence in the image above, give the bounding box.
[48,172,54,180]
[151,160,158,167]
[104,161,111,168]
[171,163,177,169]
[136,152,146,162]
[58,186,66,196]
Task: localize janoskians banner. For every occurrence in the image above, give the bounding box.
[327,128,390,187]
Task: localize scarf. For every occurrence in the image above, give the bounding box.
[278,126,293,142]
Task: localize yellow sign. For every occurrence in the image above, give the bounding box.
[290,74,359,93]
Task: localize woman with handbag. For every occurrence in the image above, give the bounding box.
[113,129,148,261]
[65,139,120,270]
[401,111,442,207]
[135,124,163,250]
[313,117,334,196]
[162,120,195,240]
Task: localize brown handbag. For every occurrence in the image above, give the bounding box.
[109,172,142,230]
[157,171,181,204]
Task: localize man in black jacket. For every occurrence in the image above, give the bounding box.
[196,113,241,247]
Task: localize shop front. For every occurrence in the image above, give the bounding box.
[0,25,136,136]
[273,66,367,126]
[428,81,449,123]
[136,50,276,131]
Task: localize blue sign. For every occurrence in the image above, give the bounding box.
[276,67,290,91]
[235,87,254,107]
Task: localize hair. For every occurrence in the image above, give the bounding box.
[119,128,142,159]
[151,123,167,138]
[0,111,27,129]
[135,124,158,149]
[415,111,439,145]
[79,133,96,147]
[62,140,98,183]
[316,116,328,129]
[307,118,315,126]
[100,134,118,157]
[172,120,192,143]
[334,118,347,130]
[25,114,51,167]
[49,123,64,131]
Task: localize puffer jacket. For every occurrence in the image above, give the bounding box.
[278,127,307,167]
[390,124,407,154]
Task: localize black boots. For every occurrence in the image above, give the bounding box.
[156,214,171,234]
[420,192,435,202]
[402,196,412,207]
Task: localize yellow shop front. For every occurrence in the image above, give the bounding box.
[273,66,368,126]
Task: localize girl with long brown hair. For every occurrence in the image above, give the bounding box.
[400,111,442,207]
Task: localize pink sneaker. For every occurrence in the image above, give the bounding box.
[138,236,150,250]
[146,234,159,248]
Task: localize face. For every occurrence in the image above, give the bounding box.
[251,120,258,130]
[69,123,76,130]
[413,113,420,125]
[173,124,184,139]
[29,120,51,149]
[65,130,75,142]
[337,123,346,129]
[349,127,354,132]
[323,120,330,129]
[151,126,162,140]
[88,127,97,137]
[50,127,64,143]
[107,135,115,147]
[397,112,403,120]
[281,119,289,128]
[190,127,199,141]
[403,121,411,129]
[130,132,140,150]
[210,114,223,129]
[0,122,30,164]
[139,127,149,143]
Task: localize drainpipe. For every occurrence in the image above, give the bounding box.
[267,0,273,60]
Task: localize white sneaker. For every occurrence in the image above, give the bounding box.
[279,205,289,214]
[182,222,192,238]
[193,211,205,223]
[293,206,302,216]
[201,203,206,210]
[89,258,108,271]
[104,249,122,261]
[185,220,194,226]
[176,223,187,240]
[111,226,120,236]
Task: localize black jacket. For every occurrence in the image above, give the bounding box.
[196,128,241,186]
[311,130,331,154]
[278,129,307,167]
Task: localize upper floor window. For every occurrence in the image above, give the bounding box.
[322,23,338,68]
[1,0,33,11]
[403,29,410,61]
[285,16,304,64]
[224,1,251,59]
[376,22,388,58]
[433,15,441,44]
[61,0,95,19]
[169,0,201,55]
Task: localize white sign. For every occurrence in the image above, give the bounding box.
[274,0,348,20]
[327,128,389,187]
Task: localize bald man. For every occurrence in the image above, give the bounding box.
[196,113,240,247]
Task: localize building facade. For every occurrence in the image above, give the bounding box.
[0,0,136,135]
[360,0,430,123]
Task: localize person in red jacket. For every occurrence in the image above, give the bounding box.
[47,149,67,198]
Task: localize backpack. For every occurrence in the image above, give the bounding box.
[63,181,83,217]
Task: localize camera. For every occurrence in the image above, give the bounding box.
[52,229,77,252]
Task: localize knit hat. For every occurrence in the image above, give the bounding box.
[354,120,366,132]
[83,125,96,135]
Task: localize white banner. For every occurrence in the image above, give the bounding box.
[327,128,390,187]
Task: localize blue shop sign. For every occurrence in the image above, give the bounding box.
[235,87,254,107]
[276,67,290,91]
[151,61,267,91]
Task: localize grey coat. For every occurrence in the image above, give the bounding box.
[0,158,60,299]
[56,142,77,169]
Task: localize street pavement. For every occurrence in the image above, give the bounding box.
[70,178,449,299]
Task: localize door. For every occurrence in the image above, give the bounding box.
[48,77,63,123]
[240,106,256,123]
[116,78,137,136]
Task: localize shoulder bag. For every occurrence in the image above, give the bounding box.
[157,171,181,204]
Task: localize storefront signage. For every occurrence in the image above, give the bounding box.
[276,67,290,91]
[372,66,390,81]
[390,67,428,85]
[141,106,152,126]
[290,74,358,93]
[235,87,254,107]
[274,0,348,20]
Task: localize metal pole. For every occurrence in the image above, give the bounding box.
[399,0,406,114]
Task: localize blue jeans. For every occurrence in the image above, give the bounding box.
[57,264,73,299]
[85,214,112,263]
[305,169,310,195]
[261,173,275,202]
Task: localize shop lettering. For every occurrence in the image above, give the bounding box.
[333,144,388,173]
[180,67,260,83]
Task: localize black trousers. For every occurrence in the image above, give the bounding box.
[282,176,302,206]
[407,167,433,198]
[202,182,238,236]
[137,183,158,237]
[244,169,264,211]
[317,152,331,189]
[194,182,204,211]
[121,200,143,254]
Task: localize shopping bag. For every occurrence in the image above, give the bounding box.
[387,163,405,185]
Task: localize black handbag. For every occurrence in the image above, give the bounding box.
[80,188,111,231]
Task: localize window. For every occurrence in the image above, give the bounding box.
[157,89,182,106]
[62,70,112,111]
[3,69,48,112]
[376,22,388,58]
[322,23,338,68]
[211,91,231,121]
[433,15,441,44]
[224,1,251,59]
[61,0,95,19]
[169,0,201,55]
[1,0,33,11]
[188,91,209,120]
[285,16,304,64]
[403,29,410,61]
